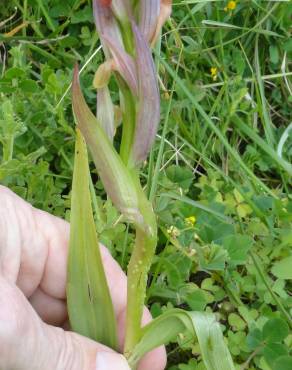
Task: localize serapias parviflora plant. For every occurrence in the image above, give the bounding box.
[67,1,236,369]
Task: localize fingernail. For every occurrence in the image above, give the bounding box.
[96,351,131,370]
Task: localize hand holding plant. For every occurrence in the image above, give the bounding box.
[0,186,163,370]
[68,1,236,369]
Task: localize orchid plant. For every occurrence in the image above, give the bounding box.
[67,1,235,369]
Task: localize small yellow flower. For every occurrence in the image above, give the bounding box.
[210,67,218,81]
[224,1,237,11]
[185,216,196,226]
[167,225,180,238]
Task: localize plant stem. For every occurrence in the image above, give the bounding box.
[36,0,56,32]
[119,20,135,56]
[120,86,136,165]
[118,19,136,166]
[124,173,157,358]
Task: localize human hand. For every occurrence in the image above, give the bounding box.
[0,186,166,370]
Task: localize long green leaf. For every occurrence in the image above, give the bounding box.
[129,309,235,370]
[67,128,118,350]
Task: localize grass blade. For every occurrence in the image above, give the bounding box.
[255,36,275,147]
[160,192,233,223]
[233,115,292,176]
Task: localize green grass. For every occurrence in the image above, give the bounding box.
[1,1,292,369]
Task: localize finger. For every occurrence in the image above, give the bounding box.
[29,287,67,326]
[0,186,128,316]
[0,186,49,295]
[28,248,128,327]
[29,285,167,370]
[0,277,131,370]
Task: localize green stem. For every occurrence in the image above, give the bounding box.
[118,20,136,166]
[89,178,104,234]
[36,0,56,32]
[23,0,28,36]
[124,174,157,359]
[119,86,136,165]
[119,20,135,56]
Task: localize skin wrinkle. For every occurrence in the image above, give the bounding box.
[54,328,77,370]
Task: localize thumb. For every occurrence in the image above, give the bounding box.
[95,352,131,370]
[0,277,130,370]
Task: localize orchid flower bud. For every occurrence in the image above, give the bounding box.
[131,22,160,165]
